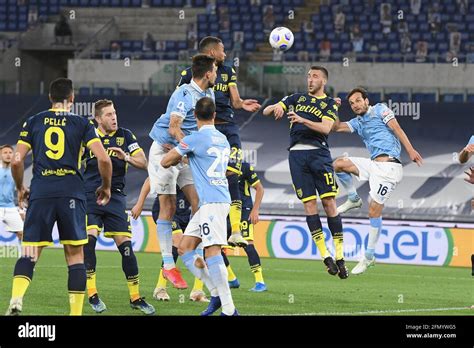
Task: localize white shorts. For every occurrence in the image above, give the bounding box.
[184,203,230,248]
[148,141,194,195]
[349,157,403,205]
[0,207,24,232]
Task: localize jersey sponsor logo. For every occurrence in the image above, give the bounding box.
[116,137,124,146]
[210,179,228,186]
[295,104,323,118]
[41,168,77,176]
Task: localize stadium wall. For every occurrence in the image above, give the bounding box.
[68,59,474,91]
[1,214,470,267]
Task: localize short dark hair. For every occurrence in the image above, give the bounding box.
[192,54,216,79]
[310,66,329,79]
[198,36,222,53]
[347,87,369,101]
[94,99,114,117]
[195,97,215,121]
[49,78,73,103]
[0,144,13,151]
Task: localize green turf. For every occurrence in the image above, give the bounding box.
[1,248,472,316]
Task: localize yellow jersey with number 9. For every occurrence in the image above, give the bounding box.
[18,108,100,201]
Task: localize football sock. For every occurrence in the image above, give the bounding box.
[84,235,98,298]
[307,214,330,259]
[118,241,140,301]
[366,217,382,260]
[337,172,360,202]
[327,215,344,261]
[207,254,235,315]
[156,219,175,270]
[243,244,264,283]
[11,256,35,300]
[68,263,86,316]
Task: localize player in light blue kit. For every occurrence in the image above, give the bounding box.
[161,97,238,316]
[148,54,217,289]
[332,88,423,274]
[0,144,25,255]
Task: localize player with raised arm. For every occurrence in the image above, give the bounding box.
[148,54,216,289]
[6,78,112,315]
[83,99,155,315]
[161,97,238,316]
[332,87,423,275]
[263,66,349,279]
[178,36,261,248]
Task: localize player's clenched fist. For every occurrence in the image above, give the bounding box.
[96,185,111,206]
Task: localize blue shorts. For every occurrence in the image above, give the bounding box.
[23,197,87,246]
[216,122,242,175]
[289,148,338,202]
[86,191,131,238]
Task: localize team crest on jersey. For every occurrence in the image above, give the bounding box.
[320,101,327,109]
[297,96,306,103]
[221,74,228,82]
[116,137,124,146]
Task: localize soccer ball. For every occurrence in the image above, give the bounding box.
[269,27,294,51]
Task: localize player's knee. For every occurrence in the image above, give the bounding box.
[321,197,337,216]
[303,200,317,215]
[333,158,344,172]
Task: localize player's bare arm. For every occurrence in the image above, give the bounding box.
[386,118,423,166]
[89,140,113,205]
[250,181,264,225]
[459,144,474,164]
[229,85,261,112]
[161,148,183,168]
[11,142,30,209]
[288,111,335,135]
[263,103,285,119]
[131,177,150,219]
[109,146,147,170]
[332,119,352,133]
[168,114,185,142]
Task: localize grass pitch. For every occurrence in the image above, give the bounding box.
[1,248,472,316]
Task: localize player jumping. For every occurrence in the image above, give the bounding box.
[263,66,349,279]
[83,99,155,314]
[148,54,216,289]
[333,87,423,275]
[178,36,261,248]
[6,78,112,315]
[162,97,238,316]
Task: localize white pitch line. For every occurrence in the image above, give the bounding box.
[252,307,473,316]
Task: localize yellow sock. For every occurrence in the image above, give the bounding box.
[192,277,204,291]
[251,265,264,283]
[127,275,140,302]
[86,271,97,298]
[227,265,237,281]
[229,200,242,233]
[69,292,85,316]
[12,276,31,299]
[333,232,344,260]
[311,229,330,259]
[156,269,168,289]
